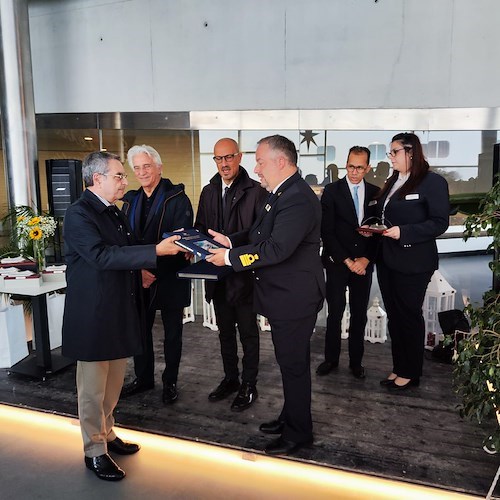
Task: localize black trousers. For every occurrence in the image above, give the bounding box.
[270,314,316,444]
[134,305,184,386]
[324,263,373,367]
[377,260,432,379]
[212,286,259,384]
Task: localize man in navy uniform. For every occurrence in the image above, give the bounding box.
[317,146,379,379]
[207,135,325,455]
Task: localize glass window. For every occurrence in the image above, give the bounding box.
[424,140,450,158]
[368,143,387,163]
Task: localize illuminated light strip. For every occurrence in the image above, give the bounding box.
[0,404,476,499]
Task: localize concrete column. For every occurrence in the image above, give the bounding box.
[0,0,40,211]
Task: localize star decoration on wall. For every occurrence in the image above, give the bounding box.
[300,130,319,152]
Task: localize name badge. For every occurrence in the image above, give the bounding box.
[368,200,377,206]
[405,194,419,200]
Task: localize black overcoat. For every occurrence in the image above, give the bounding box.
[195,167,267,305]
[62,189,157,361]
[122,178,193,310]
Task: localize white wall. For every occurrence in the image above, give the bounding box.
[28,0,500,113]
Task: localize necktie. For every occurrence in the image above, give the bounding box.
[353,185,360,222]
[222,186,229,211]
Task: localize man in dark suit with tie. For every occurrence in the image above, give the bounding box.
[316,146,379,379]
[62,151,185,481]
[195,138,267,411]
[120,145,193,405]
[207,135,325,456]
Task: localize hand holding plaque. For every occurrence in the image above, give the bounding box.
[356,217,388,235]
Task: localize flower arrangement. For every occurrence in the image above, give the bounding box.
[16,213,57,243]
[1,206,58,270]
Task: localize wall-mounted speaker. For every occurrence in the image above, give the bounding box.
[46,159,83,217]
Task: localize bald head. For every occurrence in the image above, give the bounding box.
[214,138,238,151]
[213,138,242,184]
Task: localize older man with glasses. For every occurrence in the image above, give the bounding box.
[316,146,380,379]
[62,151,185,481]
[195,138,267,412]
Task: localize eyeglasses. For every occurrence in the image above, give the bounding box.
[346,165,366,173]
[386,147,409,158]
[213,153,239,163]
[102,172,128,181]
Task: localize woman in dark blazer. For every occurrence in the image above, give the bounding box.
[375,132,450,390]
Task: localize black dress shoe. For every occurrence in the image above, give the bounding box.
[107,436,140,455]
[379,377,397,386]
[208,378,240,401]
[350,365,366,379]
[316,361,338,376]
[162,383,178,404]
[120,379,154,398]
[387,378,420,391]
[85,453,125,481]
[231,382,258,412]
[259,419,285,434]
[264,436,312,456]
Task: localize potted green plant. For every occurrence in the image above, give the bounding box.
[451,178,500,453]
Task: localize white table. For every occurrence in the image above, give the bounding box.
[0,278,73,379]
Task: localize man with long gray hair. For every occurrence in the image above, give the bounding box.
[120,145,193,404]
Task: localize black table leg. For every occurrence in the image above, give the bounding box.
[8,293,73,379]
[31,294,52,371]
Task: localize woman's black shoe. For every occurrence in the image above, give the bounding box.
[387,378,420,390]
[379,377,397,386]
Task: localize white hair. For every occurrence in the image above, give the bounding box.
[127,144,163,170]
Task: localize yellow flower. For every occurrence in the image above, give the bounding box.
[29,227,43,240]
[28,216,41,226]
[17,215,26,222]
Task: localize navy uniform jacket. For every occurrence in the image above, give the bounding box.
[122,178,193,310]
[374,171,450,274]
[229,172,325,320]
[62,189,157,361]
[321,177,380,265]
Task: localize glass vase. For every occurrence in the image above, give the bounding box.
[33,238,46,272]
